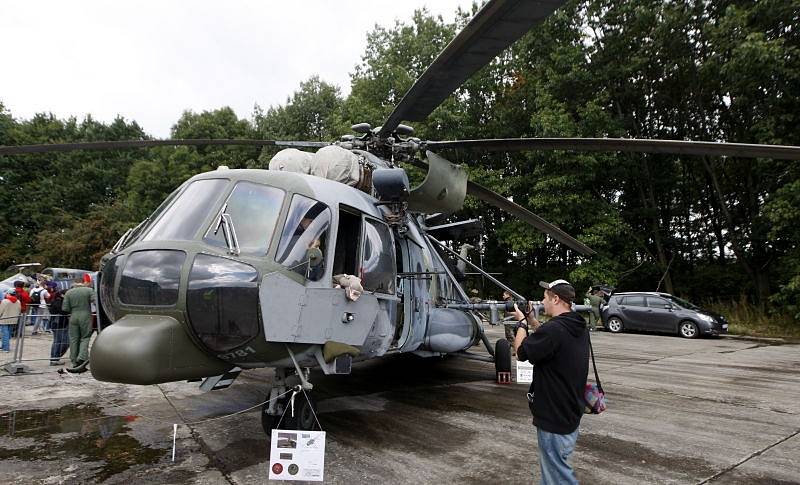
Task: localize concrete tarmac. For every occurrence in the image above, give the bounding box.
[0,325,798,484]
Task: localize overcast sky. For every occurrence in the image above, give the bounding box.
[1,1,475,138]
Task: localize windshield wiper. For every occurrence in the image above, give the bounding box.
[112,217,150,253]
[213,204,240,256]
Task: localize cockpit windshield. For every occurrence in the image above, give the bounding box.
[142,178,229,242]
[203,181,285,254]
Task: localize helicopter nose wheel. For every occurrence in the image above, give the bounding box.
[261,389,319,435]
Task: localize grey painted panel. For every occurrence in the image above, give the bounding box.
[359,297,397,359]
[423,308,477,353]
[407,151,467,213]
[260,272,379,346]
[398,222,432,352]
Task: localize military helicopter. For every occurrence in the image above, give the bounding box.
[2,0,799,435]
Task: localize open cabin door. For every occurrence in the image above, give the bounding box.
[261,205,397,358]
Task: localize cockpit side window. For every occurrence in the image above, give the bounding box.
[143,178,228,242]
[203,181,285,254]
[275,195,331,281]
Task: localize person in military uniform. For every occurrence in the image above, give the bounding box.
[501,290,518,354]
[63,277,96,373]
[586,287,604,330]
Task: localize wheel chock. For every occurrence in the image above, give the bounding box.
[497,371,512,384]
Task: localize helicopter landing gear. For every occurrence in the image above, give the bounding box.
[494,339,512,383]
[261,367,319,436]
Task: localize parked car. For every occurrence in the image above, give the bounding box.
[602,292,728,338]
[40,267,95,292]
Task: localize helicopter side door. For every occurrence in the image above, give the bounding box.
[261,199,380,348]
[395,221,431,352]
[261,201,397,357]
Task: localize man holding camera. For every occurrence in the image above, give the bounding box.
[512,279,589,485]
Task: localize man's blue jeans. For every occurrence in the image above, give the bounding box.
[537,427,579,485]
[1,325,12,351]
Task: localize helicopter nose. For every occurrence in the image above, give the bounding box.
[91,314,231,385]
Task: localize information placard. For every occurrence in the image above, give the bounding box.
[269,430,326,481]
[516,360,533,384]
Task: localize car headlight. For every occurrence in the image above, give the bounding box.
[698,314,714,323]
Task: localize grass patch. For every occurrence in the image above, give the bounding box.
[705,300,800,340]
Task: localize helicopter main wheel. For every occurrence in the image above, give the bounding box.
[494,339,512,379]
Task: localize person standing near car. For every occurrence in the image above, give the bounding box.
[63,277,95,372]
[512,279,589,485]
[586,287,604,331]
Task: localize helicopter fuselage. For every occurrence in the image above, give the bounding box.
[91,166,479,385]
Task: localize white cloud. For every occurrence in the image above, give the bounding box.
[1,0,475,137]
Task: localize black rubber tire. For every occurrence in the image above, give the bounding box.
[606,316,624,333]
[280,392,319,431]
[495,339,512,375]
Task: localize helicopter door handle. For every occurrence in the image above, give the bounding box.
[342,312,355,323]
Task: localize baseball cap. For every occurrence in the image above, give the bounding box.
[5,288,17,296]
[539,279,576,302]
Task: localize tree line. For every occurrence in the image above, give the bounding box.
[1,0,798,320]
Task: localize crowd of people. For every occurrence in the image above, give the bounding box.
[0,275,94,371]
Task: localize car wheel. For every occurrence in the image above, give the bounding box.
[607,316,623,333]
[679,320,698,339]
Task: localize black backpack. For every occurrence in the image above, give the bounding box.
[30,289,42,305]
[49,294,65,315]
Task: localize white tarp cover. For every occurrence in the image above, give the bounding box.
[269,148,314,174]
[269,146,363,187]
[313,146,361,186]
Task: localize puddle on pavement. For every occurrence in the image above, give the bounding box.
[0,403,165,482]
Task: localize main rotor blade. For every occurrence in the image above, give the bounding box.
[427,138,800,160]
[466,180,595,256]
[0,139,329,156]
[378,0,566,137]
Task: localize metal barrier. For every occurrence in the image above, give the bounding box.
[2,307,97,375]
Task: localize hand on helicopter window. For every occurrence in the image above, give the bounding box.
[305,238,324,280]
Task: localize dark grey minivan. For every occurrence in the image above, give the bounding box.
[602,292,728,338]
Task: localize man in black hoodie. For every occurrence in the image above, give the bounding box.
[513,279,589,485]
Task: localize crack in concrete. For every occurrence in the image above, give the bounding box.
[717,345,760,353]
[603,381,797,415]
[695,428,800,484]
[156,384,237,485]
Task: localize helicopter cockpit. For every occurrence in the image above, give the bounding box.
[94,167,399,384]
